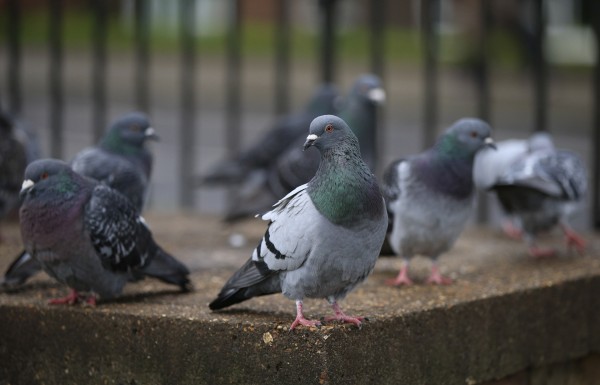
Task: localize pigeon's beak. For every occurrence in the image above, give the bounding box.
[303,134,318,151]
[367,88,386,105]
[20,179,34,196]
[484,137,496,150]
[145,127,159,141]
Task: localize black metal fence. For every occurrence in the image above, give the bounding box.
[2,0,600,228]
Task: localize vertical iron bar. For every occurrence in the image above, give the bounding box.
[179,0,197,208]
[592,1,600,228]
[6,0,22,115]
[134,0,150,112]
[225,0,242,161]
[319,0,337,84]
[49,0,64,158]
[422,0,440,148]
[532,0,546,132]
[369,0,385,78]
[91,0,108,142]
[274,0,291,117]
[476,0,492,224]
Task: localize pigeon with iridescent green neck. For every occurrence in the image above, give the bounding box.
[383,118,494,286]
[210,115,387,330]
[19,159,191,305]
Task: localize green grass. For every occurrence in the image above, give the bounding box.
[1,6,578,71]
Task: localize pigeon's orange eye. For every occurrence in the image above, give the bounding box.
[40,172,49,180]
[325,124,334,133]
[470,131,478,138]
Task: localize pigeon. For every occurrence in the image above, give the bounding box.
[383,118,494,285]
[71,111,157,214]
[488,132,587,257]
[209,115,387,330]
[223,74,385,222]
[200,83,339,185]
[18,159,191,305]
[0,110,28,224]
[2,112,158,289]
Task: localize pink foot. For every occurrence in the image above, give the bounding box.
[528,246,556,258]
[48,289,97,306]
[502,220,523,240]
[426,265,453,285]
[563,228,586,255]
[322,302,365,328]
[289,300,321,331]
[385,263,413,286]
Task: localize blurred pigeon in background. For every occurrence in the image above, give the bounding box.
[0,110,29,228]
[209,115,387,330]
[486,132,587,257]
[3,112,158,289]
[223,74,385,222]
[200,83,339,186]
[383,118,494,285]
[71,111,157,214]
[19,159,191,305]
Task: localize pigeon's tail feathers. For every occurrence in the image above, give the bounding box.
[142,248,193,292]
[2,250,42,289]
[209,258,279,310]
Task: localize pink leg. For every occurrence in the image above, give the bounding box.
[289,300,321,331]
[322,301,364,328]
[385,260,413,286]
[48,289,97,306]
[561,225,586,254]
[48,289,81,305]
[502,219,523,240]
[528,245,556,258]
[426,263,453,285]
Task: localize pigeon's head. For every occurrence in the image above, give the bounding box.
[438,118,495,158]
[304,115,358,152]
[103,112,158,151]
[20,159,75,198]
[348,74,386,105]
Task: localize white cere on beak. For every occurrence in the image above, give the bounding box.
[306,134,318,141]
[367,88,386,104]
[484,137,494,145]
[145,127,156,136]
[21,179,34,192]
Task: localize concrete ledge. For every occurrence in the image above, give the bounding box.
[1,213,599,385]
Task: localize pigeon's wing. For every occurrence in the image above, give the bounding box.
[84,185,152,272]
[1,250,42,288]
[209,184,314,310]
[473,139,528,189]
[381,158,407,234]
[498,150,586,200]
[253,184,314,272]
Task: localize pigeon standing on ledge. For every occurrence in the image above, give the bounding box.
[19,159,190,305]
[2,112,158,289]
[383,118,494,285]
[488,132,587,257]
[210,115,387,330]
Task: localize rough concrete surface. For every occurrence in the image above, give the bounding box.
[0,213,599,385]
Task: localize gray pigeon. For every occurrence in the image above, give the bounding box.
[209,115,387,330]
[0,110,28,225]
[489,132,587,257]
[383,118,494,285]
[2,112,158,289]
[224,74,385,222]
[200,83,339,185]
[19,159,191,305]
[71,111,157,213]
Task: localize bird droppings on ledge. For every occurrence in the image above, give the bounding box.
[0,213,599,385]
